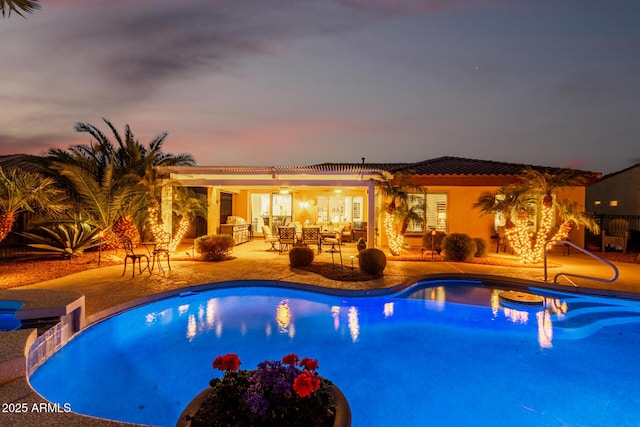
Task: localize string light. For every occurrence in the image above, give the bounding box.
[503,204,565,264]
[147,200,191,254]
[384,212,404,256]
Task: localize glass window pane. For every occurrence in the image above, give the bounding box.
[406,194,425,233]
[426,193,447,232]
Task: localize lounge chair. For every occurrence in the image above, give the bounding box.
[602,219,630,254]
[322,226,343,269]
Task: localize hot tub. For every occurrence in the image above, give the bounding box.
[0,300,24,331]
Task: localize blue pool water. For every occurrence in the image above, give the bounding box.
[30,280,640,426]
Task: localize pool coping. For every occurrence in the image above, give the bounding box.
[2,273,640,426]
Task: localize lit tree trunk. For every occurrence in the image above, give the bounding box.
[147,201,191,254]
[0,211,15,243]
[384,212,404,256]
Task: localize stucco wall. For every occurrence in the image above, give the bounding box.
[396,185,588,250]
[586,166,640,216]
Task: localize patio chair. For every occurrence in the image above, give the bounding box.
[602,219,630,254]
[322,226,343,269]
[151,232,171,273]
[301,226,321,254]
[262,226,278,252]
[278,226,296,253]
[496,226,508,253]
[120,236,149,277]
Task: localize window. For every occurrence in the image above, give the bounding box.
[317,195,354,223]
[594,200,601,206]
[250,193,270,232]
[405,192,448,233]
[609,200,618,207]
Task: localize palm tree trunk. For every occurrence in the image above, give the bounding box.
[0,211,15,243]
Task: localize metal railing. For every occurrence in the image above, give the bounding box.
[544,240,619,285]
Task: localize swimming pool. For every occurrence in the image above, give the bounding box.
[30,279,640,426]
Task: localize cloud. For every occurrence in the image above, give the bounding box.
[0,133,75,156]
[336,0,507,15]
[22,1,381,99]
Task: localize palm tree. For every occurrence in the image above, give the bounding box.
[474,167,595,264]
[379,175,424,256]
[0,0,40,17]
[49,159,133,249]
[47,118,195,245]
[550,200,599,243]
[474,184,537,261]
[474,184,535,229]
[0,167,66,243]
[521,168,587,260]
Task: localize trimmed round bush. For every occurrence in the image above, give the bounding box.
[358,248,387,276]
[195,234,235,261]
[289,246,314,267]
[421,231,446,253]
[441,233,476,262]
[473,237,488,257]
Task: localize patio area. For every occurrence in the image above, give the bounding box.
[1,239,640,426]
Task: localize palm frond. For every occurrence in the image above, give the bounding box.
[1,0,40,17]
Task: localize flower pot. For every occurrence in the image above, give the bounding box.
[176,383,351,427]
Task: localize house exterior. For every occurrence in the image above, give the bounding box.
[158,156,599,250]
[586,164,640,216]
[585,163,640,251]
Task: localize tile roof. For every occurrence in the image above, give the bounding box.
[597,163,640,182]
[0,154,49,174]
[387,156,596,176]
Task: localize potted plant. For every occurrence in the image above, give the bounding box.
[177,353,351,427]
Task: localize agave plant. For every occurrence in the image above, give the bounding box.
[19,221,103,259]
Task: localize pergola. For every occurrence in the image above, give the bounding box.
[157,164,389,245]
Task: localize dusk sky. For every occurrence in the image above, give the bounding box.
[1,0,639,174]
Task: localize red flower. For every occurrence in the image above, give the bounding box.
[299,357,318,371]
[282,353,299,366]
[213,353,241,372]
[293,370,320,398]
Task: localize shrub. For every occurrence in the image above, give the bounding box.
[195,234,235,261]
[441,233,476,262]
[289,246,314,267]
[421,231,446,253]
[473,237,488,257]
[358,248,387,276]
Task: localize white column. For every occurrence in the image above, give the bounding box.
[161,183,173,234]
[207,186,220,235]
[367,182,376,247]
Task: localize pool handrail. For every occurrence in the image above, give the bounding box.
[544,240,619,285]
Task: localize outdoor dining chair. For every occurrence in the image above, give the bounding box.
[120,236,150,277]
[278,226,296,253]
[301,226,321,254]
[151,231,172,273]
[262,226,278,252]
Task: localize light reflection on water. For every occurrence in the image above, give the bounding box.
[30,284,640,427]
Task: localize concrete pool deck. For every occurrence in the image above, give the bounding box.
[1,240,640,426]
